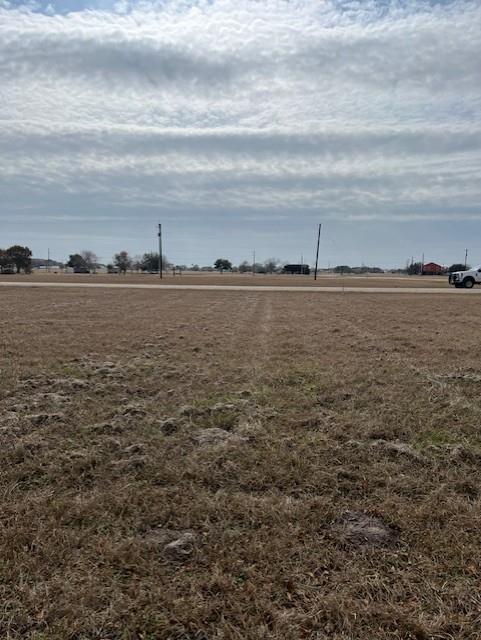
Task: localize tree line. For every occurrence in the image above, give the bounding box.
[66,251,170,274]
[64,253,283,274]
[331,263,468,275]
[0,245,470,276]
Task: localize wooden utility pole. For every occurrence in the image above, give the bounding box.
[314,223,322,280]
[465,248,468,270]
[158,223,163,279]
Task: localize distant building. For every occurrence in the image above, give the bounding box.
[282,264,311,275]
[422,262,443,275]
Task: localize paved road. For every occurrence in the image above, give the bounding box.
[0,281,478,294]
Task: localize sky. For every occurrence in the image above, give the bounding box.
[1,0,481,268]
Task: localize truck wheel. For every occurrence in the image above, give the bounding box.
[463,277,475,289]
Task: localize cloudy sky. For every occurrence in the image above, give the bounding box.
[1,0,480,267]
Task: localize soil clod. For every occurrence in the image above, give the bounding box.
[193,427,246,447]
[163,532,197,560]
[336,511,400,547]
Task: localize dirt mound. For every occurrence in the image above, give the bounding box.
[158,417,179,435]
[26,412,65,426]
[346,438,422,461]
[144,528,198,561]
[370,439,422,461]
[336,511,400,547]
[193,427,247,447]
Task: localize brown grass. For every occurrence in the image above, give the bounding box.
[0,271,450,288]
[1,288,481,639]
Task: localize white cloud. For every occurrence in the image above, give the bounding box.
[1,0,481,224]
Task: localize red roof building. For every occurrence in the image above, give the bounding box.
[422,262,443,275]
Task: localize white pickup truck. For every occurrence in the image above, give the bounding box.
[448,266,481,288]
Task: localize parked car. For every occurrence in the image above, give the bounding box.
[73,266,90,274]
[448,265,481,288]
[0,265,15,274]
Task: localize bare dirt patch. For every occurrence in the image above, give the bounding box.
[335,511,401,547]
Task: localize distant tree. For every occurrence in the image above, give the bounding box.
[6,245,32,273]
[214,258,232,272]
[448,263,469,273]
[351,265,384,274]
[114,251,132,274]
[132,255,143,272]
[264,258,280,274]
[334,265,352,274]
[254,262,266,274]
[139,252,169,272]
[140,252,157,272]
[238,260,251,273]
[0,249,9,268]
[67,253,87,269]
[191,264,200,271]
[407,262,423,275]
[81,250,98,273]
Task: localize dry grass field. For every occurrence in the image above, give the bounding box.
[1,287,481,639]
[0,271,449,288]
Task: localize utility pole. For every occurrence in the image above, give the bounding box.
[158,223,163,279]
[253,249,256,276]
[421,252,424,276]
[47,248,50,273]
[314,223,322,280]
[465,248,468,270]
